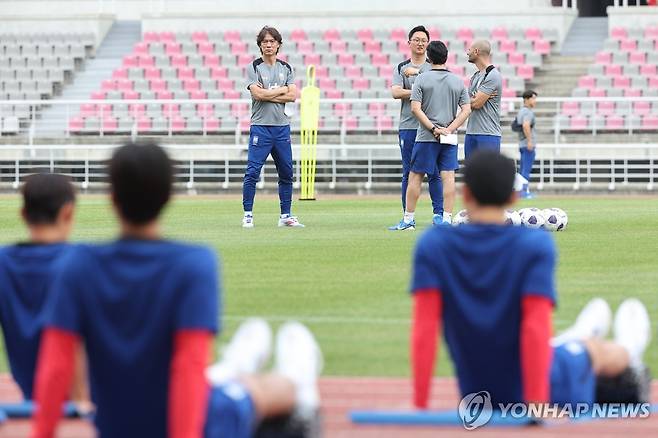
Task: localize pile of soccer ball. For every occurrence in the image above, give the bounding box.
[452,208,568,232]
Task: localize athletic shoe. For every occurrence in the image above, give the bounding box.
[275,321,323,418]
[278,215,305,227]
[388,219,416,231]
[242,215,254,228]
[551,298,611,346]
[206,318,272,385]
[614,298,651,369]
[519,191,535,199]
[432,214,443,226]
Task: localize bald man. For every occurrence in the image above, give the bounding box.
[464,40,503,159]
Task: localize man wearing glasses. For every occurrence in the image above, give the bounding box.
[242,26,304,228]
[388,25,444,230]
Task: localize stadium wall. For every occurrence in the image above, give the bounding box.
[607,5,658,30]
[0,14,115,45]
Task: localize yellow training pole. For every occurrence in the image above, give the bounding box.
[300,65,320,200]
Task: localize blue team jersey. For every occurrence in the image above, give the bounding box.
[412,224,556,405]
[0,243,71,399]
[47,239,220,438]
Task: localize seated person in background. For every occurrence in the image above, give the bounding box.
[0,173,89,409]
[410,150,651,413]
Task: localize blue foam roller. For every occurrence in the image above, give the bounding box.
[0,401,83,418]
[349,409,534,427]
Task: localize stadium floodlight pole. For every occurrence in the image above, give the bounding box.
[300,65,320,200]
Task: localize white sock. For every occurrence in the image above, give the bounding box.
[280,213,290,219]
[443,212,452,223]
[244,211,253,217]
[403,211,415,223]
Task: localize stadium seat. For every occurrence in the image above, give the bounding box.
[570,116,588,130]
[524,28,542,40]
[641,114,658,130]
[562,101,580,116]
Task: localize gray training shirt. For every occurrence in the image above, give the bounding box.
[392,60,431,130]
[410,69,470,142]
[466,66,503,137]
[246,58,295,126]
[516,106,536,148]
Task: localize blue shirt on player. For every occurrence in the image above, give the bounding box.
[47,239,220,438]
[411,224,556,405]
[0,243,71,399]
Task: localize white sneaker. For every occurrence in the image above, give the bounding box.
[551,298,611,346]
[242,215,254,228]
[275,322,323,418]
[206,318,272,385]
[278,215,305,227]
[614,298,651,369]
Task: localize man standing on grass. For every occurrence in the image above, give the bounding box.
[516,90,538,199]
[464,40,503,159]
[242,26,303,229]
[390,41,470,230]
[388,25,444,228]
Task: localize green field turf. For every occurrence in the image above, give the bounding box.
[0,194,656,377]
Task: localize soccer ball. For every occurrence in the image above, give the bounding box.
[504,209,522,226]
[452,209,469,226]
[542,208,568,231]
[519,208,545,229]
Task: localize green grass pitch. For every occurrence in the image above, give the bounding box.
[0,194,656,377]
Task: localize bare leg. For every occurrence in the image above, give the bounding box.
[70,345,94,414]
[405,172,424,213]
[441,170,456,215]
[239,373,296,419]
[583,338,631,378]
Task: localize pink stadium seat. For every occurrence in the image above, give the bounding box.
[80,104,96,117]
[183,79,200,92]
[378,65,391,77]
[390,28,407,41]
[189,90,206,99]
[304,53,321,65]
[290,29,308,42]
[204,54,220,67]
[296,40,314,54]
[330,40,347,53]
[230,41,248,55]
[197,103,214,117]
[450,65,465,76]
[589,88,606,98]
[628,52,646,64]
[595,52,612,64]
[491,26,508,40]
[101,79,115,91]
[605,115,624,130]
[178,67,195,80]
[357,28,374,41]
[562,101,580,116]
[123,90,139,100]
[344,65,362,79]
[508,53,525,65]
[112,68,128,80]
[96,104,111,116]
[68,116,83,133]
[162,103,180,115]
[138,56,155,68]
[165,42,182,56]
[641,114,658,130]
[314,65,329,78]
[649,77,658,88]
[278,54,288,63]
[168,115,186,132]
[197,42,215,56]
[570,116,588,130]
[237,54,253,66]
[324,89,343,98]
[371,53,389,66]
[102,116,117,133]
[376,115,394,130]
[149,80,166,93]
[397,40,409,53]
[364,40,381,54]
[203,118,220,133]
[337,53,355,66]
[211,67,228,79]
[516,64,533,79]
[217,78,235,91]
[633,101,651,115]
[613,76,631,88]
[318,78,336,90]
[499,40,516,53]
[116,79,133,92]
[123,55,139,68]
[144,32,159,43]
[352,78,369,90]
[578,76,595,88]
[323,29,341,41]
[156,91,173,100]
[524,28,542,40]
[605,64,623,76]
[134,42,149,56]
[191,31,208,42]
[644,25,658,39]
[137,116,151,133]
[170,54,187,68]
[446,52,457,64]
[620,40,637,51]
[231,102,250,118]
[624,88,641,97]
[462,77,471,87]
[640,64,657,76]
[129,104,145,116]
[91,91,106,100]
[597,101,615,116]
[456,27,474,41]
[502,88,516,98]
[427,26,440,40]
[368,102,385,116]
[239,117,251,132]
[159,32,176,43]
[610,27,628,40]
[223,30,241,42]
[144,67,160,80]
[533,39,550,55]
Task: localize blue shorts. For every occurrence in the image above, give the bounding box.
[464,134,501,159]
[550,341,596,406]
[204,382,256,438]
[410,141,458,175]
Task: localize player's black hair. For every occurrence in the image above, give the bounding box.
[21,173,76,225]
[408,25,430,41]
[109,141,173,225]
[257,26,283,54]
[426,40,448,65]
[522,90,538,100]
[463,151,516,206]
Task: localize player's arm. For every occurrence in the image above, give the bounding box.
[248,83,289,102]
[269,83,297,103]
[470,90,495,110]
[410,101,438,134]
[391,85,412,100]
[442,103,472,135]
[169,329,214,438]
[520,296,553,403]
[412,289,442,409]
[32,327,80,438]
[522,119,534,150]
